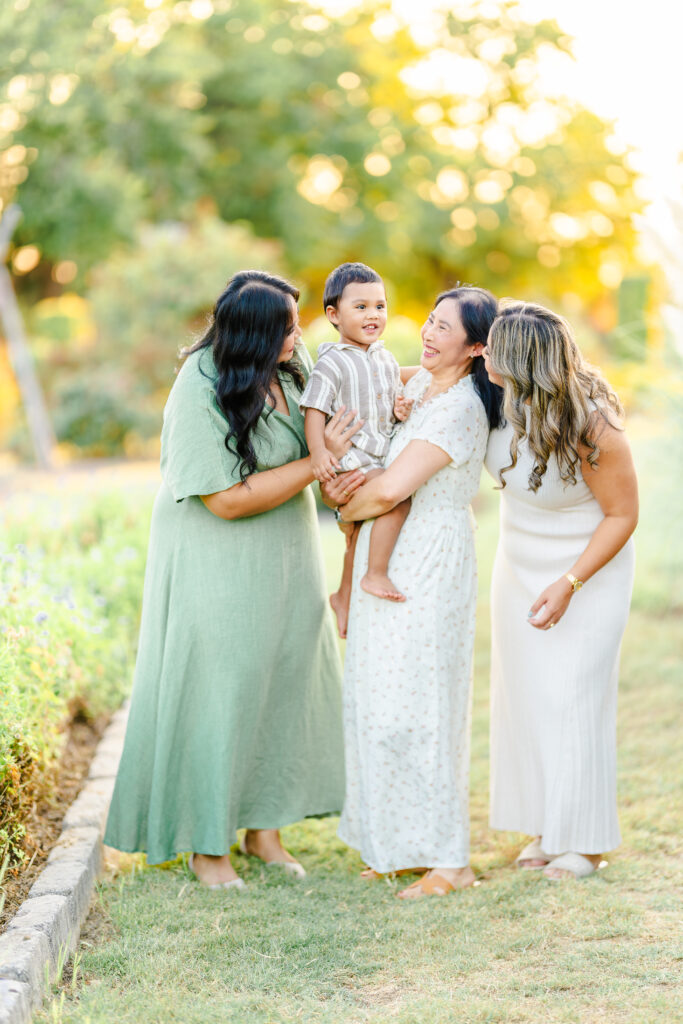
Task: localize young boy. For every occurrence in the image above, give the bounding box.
[299,262,413,638]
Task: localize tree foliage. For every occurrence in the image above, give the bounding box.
[29,217,282,454]
[2,0,641,310]
[0,0,647,454]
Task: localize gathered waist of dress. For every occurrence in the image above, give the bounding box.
[408,502,474,523]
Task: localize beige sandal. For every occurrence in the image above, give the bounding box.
[360,866,427,880]
[542,852,600,881]
[515,837,551,870]
[397,871,474,899]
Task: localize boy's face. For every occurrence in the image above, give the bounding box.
[326,281,387,348]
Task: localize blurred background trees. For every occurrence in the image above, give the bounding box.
[0,0,665,457]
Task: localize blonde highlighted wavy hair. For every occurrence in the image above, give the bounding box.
[487,301,623,492]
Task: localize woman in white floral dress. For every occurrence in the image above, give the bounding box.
[334,287,502,899]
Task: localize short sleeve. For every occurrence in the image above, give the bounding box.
[298,353,340,415]
[410,389,484,468]
[161,354,246,502]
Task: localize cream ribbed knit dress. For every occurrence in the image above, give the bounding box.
[486,418,634,854]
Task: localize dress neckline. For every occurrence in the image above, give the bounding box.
[415,370,473,408]
[264,374,294,418]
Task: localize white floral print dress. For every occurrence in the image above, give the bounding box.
[338,368,489,872]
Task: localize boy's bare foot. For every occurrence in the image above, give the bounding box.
[360,572,406,602]
[329,591,349,638]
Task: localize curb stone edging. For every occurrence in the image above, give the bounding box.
[0,702,129,1023]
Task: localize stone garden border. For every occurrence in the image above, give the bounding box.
[0,703,129,1024]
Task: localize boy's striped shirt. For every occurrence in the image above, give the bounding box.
[299,340,400,459]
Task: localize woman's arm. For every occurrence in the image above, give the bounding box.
[400,365,421,385]
[529,421,639,629]
[201,405,366,521]
[340,440,451,521]
[202,458,314,520]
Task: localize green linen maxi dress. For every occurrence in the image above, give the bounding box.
[104,343,345,864]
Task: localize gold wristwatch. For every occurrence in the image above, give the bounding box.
[565,573,583,593]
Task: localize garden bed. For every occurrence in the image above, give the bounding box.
[0,711,107,931]
[0,468,155,929]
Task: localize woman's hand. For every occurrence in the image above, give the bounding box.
[527,577,573,630]
[319,470,365,509]
[324,406,364,461]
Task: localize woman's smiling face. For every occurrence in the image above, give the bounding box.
[420,298,474,374]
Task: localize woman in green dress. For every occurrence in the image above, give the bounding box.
[104,270,359,888]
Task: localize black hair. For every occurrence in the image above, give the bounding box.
[323,261,383,317]
[434,285,503,430]
[183,270,304,482]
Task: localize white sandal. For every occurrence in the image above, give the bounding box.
[188,854,247,891]
[542,852,599,880]
[515,837,551,870]
[238,835,306,879]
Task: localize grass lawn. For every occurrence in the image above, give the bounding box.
[38,424,682,1024]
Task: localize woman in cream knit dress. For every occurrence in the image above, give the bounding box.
[483,302,638,880]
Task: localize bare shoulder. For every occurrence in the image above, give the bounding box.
[580,410,637,500]
[581,408,630,458]
[400,365,422,384]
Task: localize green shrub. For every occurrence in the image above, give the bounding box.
[52,379,157,457]
[0,491,151,865]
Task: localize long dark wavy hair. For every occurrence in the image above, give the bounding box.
[182,270,305,482]
[434,285,503,430]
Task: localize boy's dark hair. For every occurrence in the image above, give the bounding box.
[323,262,383,314]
